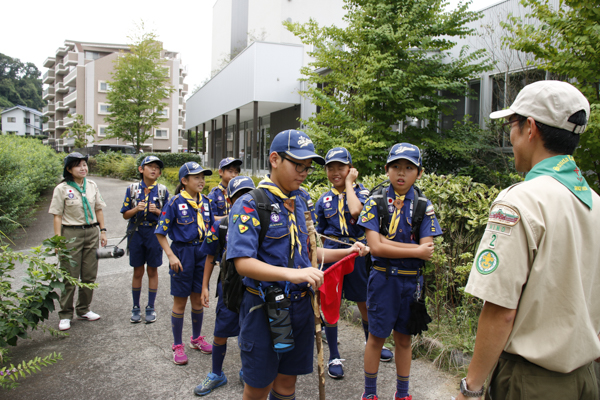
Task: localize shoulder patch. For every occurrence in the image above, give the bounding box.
[488,203,520,226]
[475,249,499,275]
[243,206,254,214]
[425,204,435,216]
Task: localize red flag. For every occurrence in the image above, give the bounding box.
[318,253,358,324]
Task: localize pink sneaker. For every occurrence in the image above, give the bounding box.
[172,344,188,365]
[189,335,213,354]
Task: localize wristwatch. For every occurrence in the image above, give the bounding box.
[460,377,484,397]
[100,228,107,232]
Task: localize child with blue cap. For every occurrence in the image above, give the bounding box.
[121,155,169,324]
[358,143,442,400]
[208,157,242,221]
[227,130,370,400]
[155,162,215,365]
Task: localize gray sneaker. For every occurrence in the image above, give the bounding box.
[130,306,141,323]
[145,306,156,324]
[194,372,227,396]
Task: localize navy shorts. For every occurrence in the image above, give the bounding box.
[323,239,368,303]
[237,290,314,389]
[366,269,420,338]
[214,281,240,338]
[169,241,205,298]
[129,225,163,268]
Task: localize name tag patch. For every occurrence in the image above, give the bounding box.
[486,222,512,236]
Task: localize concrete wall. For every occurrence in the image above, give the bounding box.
[270,104,300,136]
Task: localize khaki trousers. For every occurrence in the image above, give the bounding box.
[58,226,99,319]
[487,352,598,400]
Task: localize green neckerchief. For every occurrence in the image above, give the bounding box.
[525,155,593,209]
[67,178,95,224]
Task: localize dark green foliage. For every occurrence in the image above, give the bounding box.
[91,152,138,181]
[134,152,204,168]
[0,53,45,110]
[0,136,62,236]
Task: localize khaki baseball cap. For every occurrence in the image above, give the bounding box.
[489,80,590,134]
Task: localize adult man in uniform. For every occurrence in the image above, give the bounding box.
[456,80,600,399]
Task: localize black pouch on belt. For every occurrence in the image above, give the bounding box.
[406,272,432,335]
[263,285,295,353]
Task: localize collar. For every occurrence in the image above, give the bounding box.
[387,184,415,201]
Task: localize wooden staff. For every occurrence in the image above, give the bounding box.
[305,210,325,400]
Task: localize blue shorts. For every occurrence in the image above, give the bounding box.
[169,241,205,298]
[237,290,314,389]
[366,269,420,338]
[129,225,163,268]
[323,239,367,303]
[214,281,240,338]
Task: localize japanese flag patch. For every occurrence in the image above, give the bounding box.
[179,204,188,210]
[324,196,333,203]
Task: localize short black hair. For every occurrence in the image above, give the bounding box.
[268,152,287,172]
[63,159,85,182]
[138,162,163,180]
[516,110,586,155]
[231,188,252,204]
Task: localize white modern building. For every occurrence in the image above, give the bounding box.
[1,105,44,136]
[42,40,188,153]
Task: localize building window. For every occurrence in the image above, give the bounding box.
[24,118,30,123]
[98,125,108,137]
[155,128,169,139]
[7,117,16,123]
[157,107,169,118]
[98,103,111,115]
[98,81,111,92]
[85,51,101,60]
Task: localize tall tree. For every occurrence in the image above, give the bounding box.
[63,114,95,148]
[0,53,45,110]
[285,0,490,172]
[502,0,600,192]
[104,30,174,152]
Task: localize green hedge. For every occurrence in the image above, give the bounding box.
[90,152,138,181]
[135,153,204,168]
[0,136,62,236]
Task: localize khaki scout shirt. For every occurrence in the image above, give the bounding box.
[48,180,106,226]
[465,175,600,373]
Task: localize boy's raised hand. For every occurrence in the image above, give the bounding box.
[417,242,434,261]
[345,167,359,186]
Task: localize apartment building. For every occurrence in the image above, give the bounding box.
[42,40,188,153]
[1,105,43,136]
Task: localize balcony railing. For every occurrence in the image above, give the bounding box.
[42,87,55,100]
[56,82,68,93]
[56,46,68,57]
[64,115,76,127]
[64,90,77,106]
[64,68,77,86]
[43,103,55,115]
[55,63,68,75]
[56,119,64,129]
[43,70,55,84]
[43,121,55,131]
[56,101,69,111]
[182,83,188,94]
[65,52,78,66]
[43,57,56,68]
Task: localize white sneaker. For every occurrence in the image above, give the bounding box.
[59,319,71,331]
[77,311,100,321]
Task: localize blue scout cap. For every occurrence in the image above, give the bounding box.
[270,129,325,165]
[386,143,422,167]
[178,161,213,181]
[140,155,164,169]
[219,157,242,170]
[227,176,256,198]
[325,147,352,165]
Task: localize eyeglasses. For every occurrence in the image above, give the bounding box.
[501,117,526,135]
[281,155,315,175]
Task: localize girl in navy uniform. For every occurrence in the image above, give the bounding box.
[208,157,242,221]
[121,155,169,324]
[358,143,442,400]
[194,176,256,396]
[156,162,215,365]
[315,147,393,380]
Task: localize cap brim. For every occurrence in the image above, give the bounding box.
[285,150,325,165]
[489,109,514,120]
[386,155,420,166]
[220,159,242,169]
[325,158,351,165]
[188,168,213,176]
[143,160,164,168]
[229,186,253,198]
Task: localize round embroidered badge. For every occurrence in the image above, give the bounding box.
[476,250,499,275]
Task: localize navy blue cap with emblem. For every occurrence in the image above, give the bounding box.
[270,129,325,165]
[386,143,422,167]
[178,161,213,181]
[325,147,352,165]
[219,157,242,170]
[140,155,164,169]
[227,176,256,198]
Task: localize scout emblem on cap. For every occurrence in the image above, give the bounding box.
[191,162,200,169]
[476,250,499,275]
[297,136,313,148]
[488,204,520,226]
[395,146,412,154]
[233,177,249,188]
[327,149,344,159]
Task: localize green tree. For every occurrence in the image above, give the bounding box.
[104,30,174,153]
[0,53,45,110]
[285,0,490,173]
[502,0,600,192]
[63,114,95,148]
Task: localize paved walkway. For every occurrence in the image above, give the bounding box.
[6,175,459,400]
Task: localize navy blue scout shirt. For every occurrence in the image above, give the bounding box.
[208,184,228,218]
[316,183,369,239]
[155,193,215,243]
[120,181,170,224]
[226,188,313,292]
[200,219,225,262]
[358,185,442,270]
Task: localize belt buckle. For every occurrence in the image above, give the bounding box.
[341,237,350,244]
[389,267,399,275]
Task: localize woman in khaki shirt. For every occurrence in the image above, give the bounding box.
[49,152,107,331]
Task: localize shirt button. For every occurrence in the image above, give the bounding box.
[400,211,403,214]
[399,229,402,232]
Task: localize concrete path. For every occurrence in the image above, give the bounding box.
[5,175,459,400]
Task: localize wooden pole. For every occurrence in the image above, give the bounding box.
[305,211,326,400]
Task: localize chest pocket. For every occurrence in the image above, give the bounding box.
[324,205,338,219]
[177,209,194,225]
[66,198,81,207]
[265,216,289,239]
[216,199,225,209]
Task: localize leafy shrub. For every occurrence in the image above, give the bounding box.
[0,136,62,236]
[134,152,204,168]
[92,152,138,180]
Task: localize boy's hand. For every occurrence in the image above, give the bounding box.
[345,168,359,186]
[168,254,183,273]
[286,268,324,289]
[149,202,159,215]
[201,287,210,308]
[136,201,146,212]
[349,242,370,257]
[417,242,434,260]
